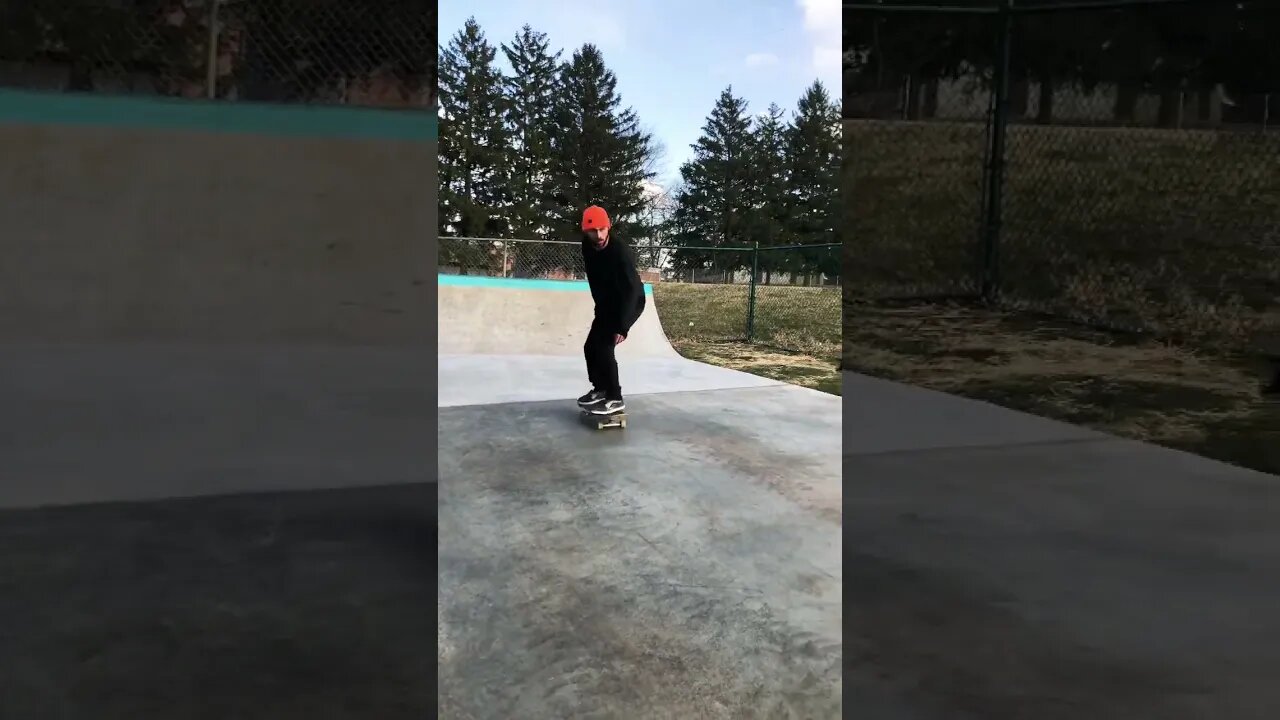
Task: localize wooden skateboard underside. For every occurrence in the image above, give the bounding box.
[581,409,627,430]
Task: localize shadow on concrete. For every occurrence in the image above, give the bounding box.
[0,483,435,720]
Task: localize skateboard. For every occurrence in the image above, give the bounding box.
[580,408,627,430]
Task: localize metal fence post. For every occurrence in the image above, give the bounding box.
[746,241,759,342]
[980,0,1014,302]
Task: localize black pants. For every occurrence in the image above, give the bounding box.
[584,317,621,398]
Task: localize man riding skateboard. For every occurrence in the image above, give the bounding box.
[577,204,645,415]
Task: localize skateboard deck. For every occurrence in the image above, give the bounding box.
[581,408,627,430]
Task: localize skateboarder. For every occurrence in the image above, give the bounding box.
[577,204,645,415]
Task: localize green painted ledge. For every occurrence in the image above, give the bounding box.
[0,89,436,141]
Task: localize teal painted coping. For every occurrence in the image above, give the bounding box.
[438,274,654,296]
[0,88,436,141]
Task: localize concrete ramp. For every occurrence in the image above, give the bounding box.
[436,275,786,406]
[0,94,434,510]
[438,275,677,358]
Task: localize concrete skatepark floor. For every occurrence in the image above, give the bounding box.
[842,371,1280,719]
[438,351,1280,718]
[437,276,844,717]
[6,261,1277,719]
[439,387,842,718]
[440,274,1280,718]
[0,344,435,719]
[0,484,435,719]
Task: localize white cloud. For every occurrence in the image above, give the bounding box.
[521,0,628,54]
[640,179,667,200]
[744,52,780,68]
[797,0,840,79]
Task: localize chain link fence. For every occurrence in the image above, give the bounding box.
[0,0,435,108]
[845,0,1280,357]
[439,236,841,356]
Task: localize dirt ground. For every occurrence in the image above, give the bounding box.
[843,301,1280,476]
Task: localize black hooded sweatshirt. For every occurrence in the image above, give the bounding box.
[582,234,646,337]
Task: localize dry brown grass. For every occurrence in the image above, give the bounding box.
[845,301,1279,475]
[653,282,842,396]
[670,339,841,396]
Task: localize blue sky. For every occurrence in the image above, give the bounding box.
[438,0,841,192]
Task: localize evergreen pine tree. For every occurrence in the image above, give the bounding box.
[438,18,512,247]
[546,44,657,243]
[669,87,757,281]
[747,102,792,283]
[784,80,841,282]
[501,25,560,241]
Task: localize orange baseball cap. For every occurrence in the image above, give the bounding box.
[581,205,610,231]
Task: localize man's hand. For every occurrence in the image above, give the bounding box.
[614,333,625,345]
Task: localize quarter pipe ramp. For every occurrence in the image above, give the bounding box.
[436,274,790,407]
[438,276,677,357]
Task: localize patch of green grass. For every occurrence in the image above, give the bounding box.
[671,339,841,396]
[654,282,841,358]
[845,120,1280,352]
[651,282,841,395]
[653,283,751,343]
